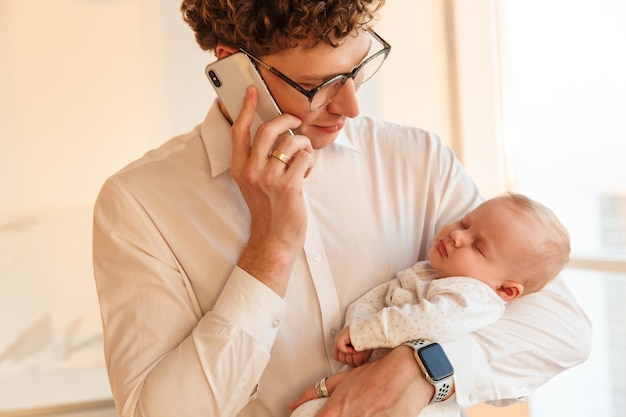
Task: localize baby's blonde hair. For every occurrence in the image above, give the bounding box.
[501,193,570,295]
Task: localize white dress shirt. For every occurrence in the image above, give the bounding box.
[93,101,591,417]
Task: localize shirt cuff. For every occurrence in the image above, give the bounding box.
[441,336,489,407]
[213,266,287,348]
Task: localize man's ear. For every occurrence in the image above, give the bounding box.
[496,281,523,301]
[215,44,239,60]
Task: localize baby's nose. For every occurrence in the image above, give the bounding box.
[450,230,469,247]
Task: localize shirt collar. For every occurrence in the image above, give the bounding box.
[201,100,360,177]
[201,101,234,177]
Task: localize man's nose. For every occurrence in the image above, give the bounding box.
[326,78,359,118]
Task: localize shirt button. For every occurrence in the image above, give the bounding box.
[313,252,321,262]
[272,319,280,328]
[330,328,337,337]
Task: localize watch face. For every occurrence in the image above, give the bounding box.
[417,343,454,382]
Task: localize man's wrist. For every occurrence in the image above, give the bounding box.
[396,345,435,407]
[402,340,455,404]
[237,242,299,297]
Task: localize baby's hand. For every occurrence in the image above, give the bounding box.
[333,327,354,356]
[333,326,372,367]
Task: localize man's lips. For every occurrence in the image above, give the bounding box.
[434,239,448,257]
[314,120,344,133]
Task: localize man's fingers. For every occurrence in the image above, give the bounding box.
[231,86,257,172]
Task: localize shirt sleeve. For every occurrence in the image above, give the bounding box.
[344,280,392,326]
[348,271,505,350]
[93,177,286,417]
[443,274,592,407]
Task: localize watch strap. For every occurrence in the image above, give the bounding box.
[403,339,453,404]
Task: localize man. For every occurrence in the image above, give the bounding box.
[93,1,591,416]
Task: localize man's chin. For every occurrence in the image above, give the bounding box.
[301,128,341,150]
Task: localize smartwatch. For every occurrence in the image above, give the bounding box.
[403,339,454,403]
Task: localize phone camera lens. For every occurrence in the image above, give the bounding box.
[208,70,222,87]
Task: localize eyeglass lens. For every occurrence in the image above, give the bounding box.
[309,48,387,111]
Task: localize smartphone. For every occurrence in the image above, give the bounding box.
[205,52,286,139]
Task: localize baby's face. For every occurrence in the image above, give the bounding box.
[428,198,538,288]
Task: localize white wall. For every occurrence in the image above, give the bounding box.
[373,1,455,143]
[0,2,210,412]
[0,1,454,412]
[0,1,212,210]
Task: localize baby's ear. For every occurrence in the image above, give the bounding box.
[496,281,523,301]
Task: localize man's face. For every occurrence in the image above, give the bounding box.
[257,31,372,149]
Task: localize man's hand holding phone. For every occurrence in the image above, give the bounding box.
[231,86,314,297]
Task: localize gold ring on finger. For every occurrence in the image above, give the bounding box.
[270,149,291,166]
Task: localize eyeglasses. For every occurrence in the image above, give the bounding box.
[240,30,391,111]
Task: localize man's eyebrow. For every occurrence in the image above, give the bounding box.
[300,37,373,83]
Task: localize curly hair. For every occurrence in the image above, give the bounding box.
[181,0,385,56]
